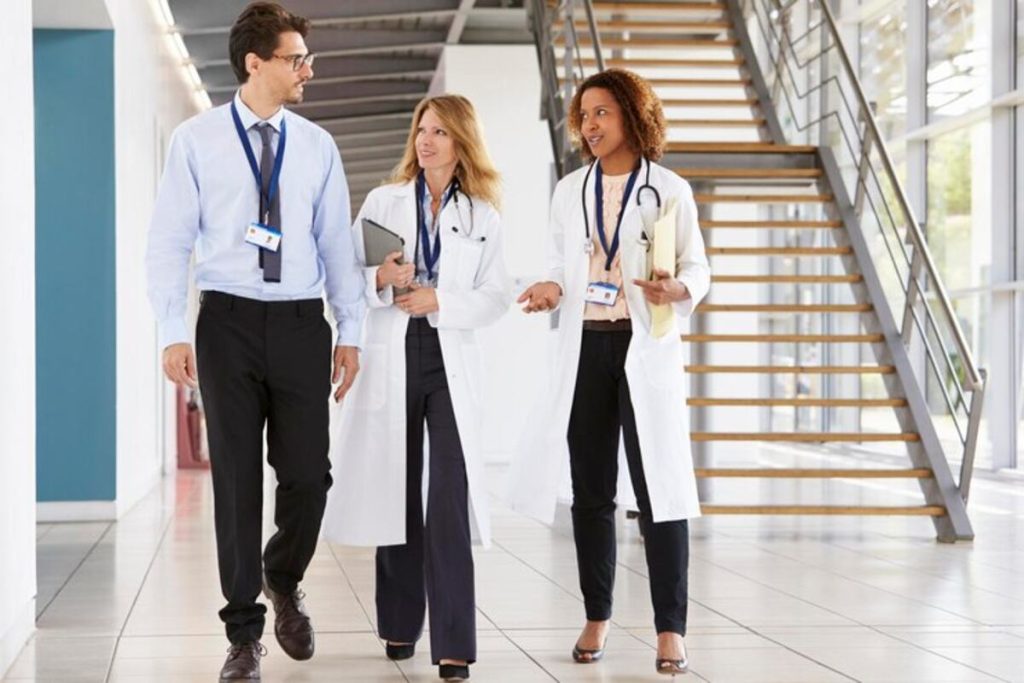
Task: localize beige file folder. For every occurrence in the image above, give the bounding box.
[649,198,678,339]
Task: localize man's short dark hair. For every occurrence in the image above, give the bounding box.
[228,2,310,84]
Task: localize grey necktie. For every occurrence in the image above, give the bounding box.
[257,123,282,283]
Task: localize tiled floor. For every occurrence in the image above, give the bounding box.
[7,446,1024,682]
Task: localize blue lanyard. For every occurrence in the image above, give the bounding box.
[415,172,455,281]
[230,101,287,224]
[594,163,640,272]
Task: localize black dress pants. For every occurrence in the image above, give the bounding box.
[196,291,333,645]
[567,327,690,636]
[376,317,476,664]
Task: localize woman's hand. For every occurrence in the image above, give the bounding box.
[376,251,415,290]
[395,285,439,316]
[517,281,562,313]
[632,268,690,305]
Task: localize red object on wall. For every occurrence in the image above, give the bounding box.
[176,385,210,469]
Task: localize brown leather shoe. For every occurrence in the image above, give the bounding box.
[263,575,315,661]
[219,641,265,680]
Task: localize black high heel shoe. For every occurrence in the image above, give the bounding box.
[571,642,606,663]
[440,663,471,679]
[438,663,470,681]
[655,656,688,675]
[385,642,415,660]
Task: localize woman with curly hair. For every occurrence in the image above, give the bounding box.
[512,69,709,675]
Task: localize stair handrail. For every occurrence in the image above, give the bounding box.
[737,0,986,499]
[527,0,606,176]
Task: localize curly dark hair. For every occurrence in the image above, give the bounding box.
[228,2,311,84]
[567,69,666,163]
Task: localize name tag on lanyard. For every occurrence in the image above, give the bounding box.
[244,222,281,252]
[231,101,287,249]
[586,163,639,306]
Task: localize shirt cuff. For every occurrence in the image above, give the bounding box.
[335,319,363,349]
[158,317,190,350]
[673,274,697,318]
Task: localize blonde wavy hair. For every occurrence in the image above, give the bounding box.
[388,94,502,209]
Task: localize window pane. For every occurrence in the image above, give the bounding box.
[859,3,907,139]
[927,0,990,120]
[925,123,993,465]
[1019,0,1024,88]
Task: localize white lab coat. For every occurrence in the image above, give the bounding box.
[322,181,512,547]
[509,160,710,524]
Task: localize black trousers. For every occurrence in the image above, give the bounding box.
[196,291,333,645]
[567,328,689,636]
[376,317,476,664]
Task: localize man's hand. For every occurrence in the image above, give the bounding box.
[632,268,690,305]
[517,281,562,313]
[332,345,360,402]
[162,343,198,388]
[376,251,415,290]
[395,286,439,316]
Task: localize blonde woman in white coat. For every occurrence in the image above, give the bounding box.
[322,95,511,682]
[513,69,710,676]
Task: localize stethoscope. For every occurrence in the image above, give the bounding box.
[581,156,661,254]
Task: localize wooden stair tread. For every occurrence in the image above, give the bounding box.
[661,98,759,106]
[696,194,834,203]
[678,168,821,178]
[561,78,751,87]
[690,432,919,442]
[667,142,816,153]
[668,118,765,127]
[686,365,895,374]
[566,37,738,47]
[701,220,841,228]
[682,333,883,342]
[695,303,873,313]
[592,1,728,12]
[707,246,852,255]
[695,468,931,478]
[582,58,744,67]
[687,397,907,407]
[712,274,863,283]
[559,20,733,31]
[701,505,945,516]
[634,78,752,86]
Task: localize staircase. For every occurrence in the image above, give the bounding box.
[530,0,987,541]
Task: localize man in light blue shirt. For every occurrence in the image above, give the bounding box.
[145,3,365,679]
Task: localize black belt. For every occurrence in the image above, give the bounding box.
[199,290,323,316]
[582,319,632,332]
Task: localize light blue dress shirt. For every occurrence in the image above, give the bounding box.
[146,92,366,349]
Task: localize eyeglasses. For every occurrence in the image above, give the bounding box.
[272,52,315,71]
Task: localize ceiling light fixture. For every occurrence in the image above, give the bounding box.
[151,0,212,111]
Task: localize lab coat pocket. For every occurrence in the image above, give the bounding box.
[455,238,485,289]
[637,333,683,391]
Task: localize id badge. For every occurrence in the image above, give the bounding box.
[586,281,619,306]
[245,222,281,252]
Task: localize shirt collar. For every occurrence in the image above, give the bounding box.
[233,91,285,132]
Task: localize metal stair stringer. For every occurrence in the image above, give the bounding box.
[817,147,974,541]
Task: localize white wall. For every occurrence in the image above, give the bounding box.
[106,0,197,515]
[0,0,37,674]
[436,45,555,462]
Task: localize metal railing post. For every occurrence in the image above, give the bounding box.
[959,367,987,503]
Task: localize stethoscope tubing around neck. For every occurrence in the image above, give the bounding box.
[412,173,481,279]
[581,157,662,244]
